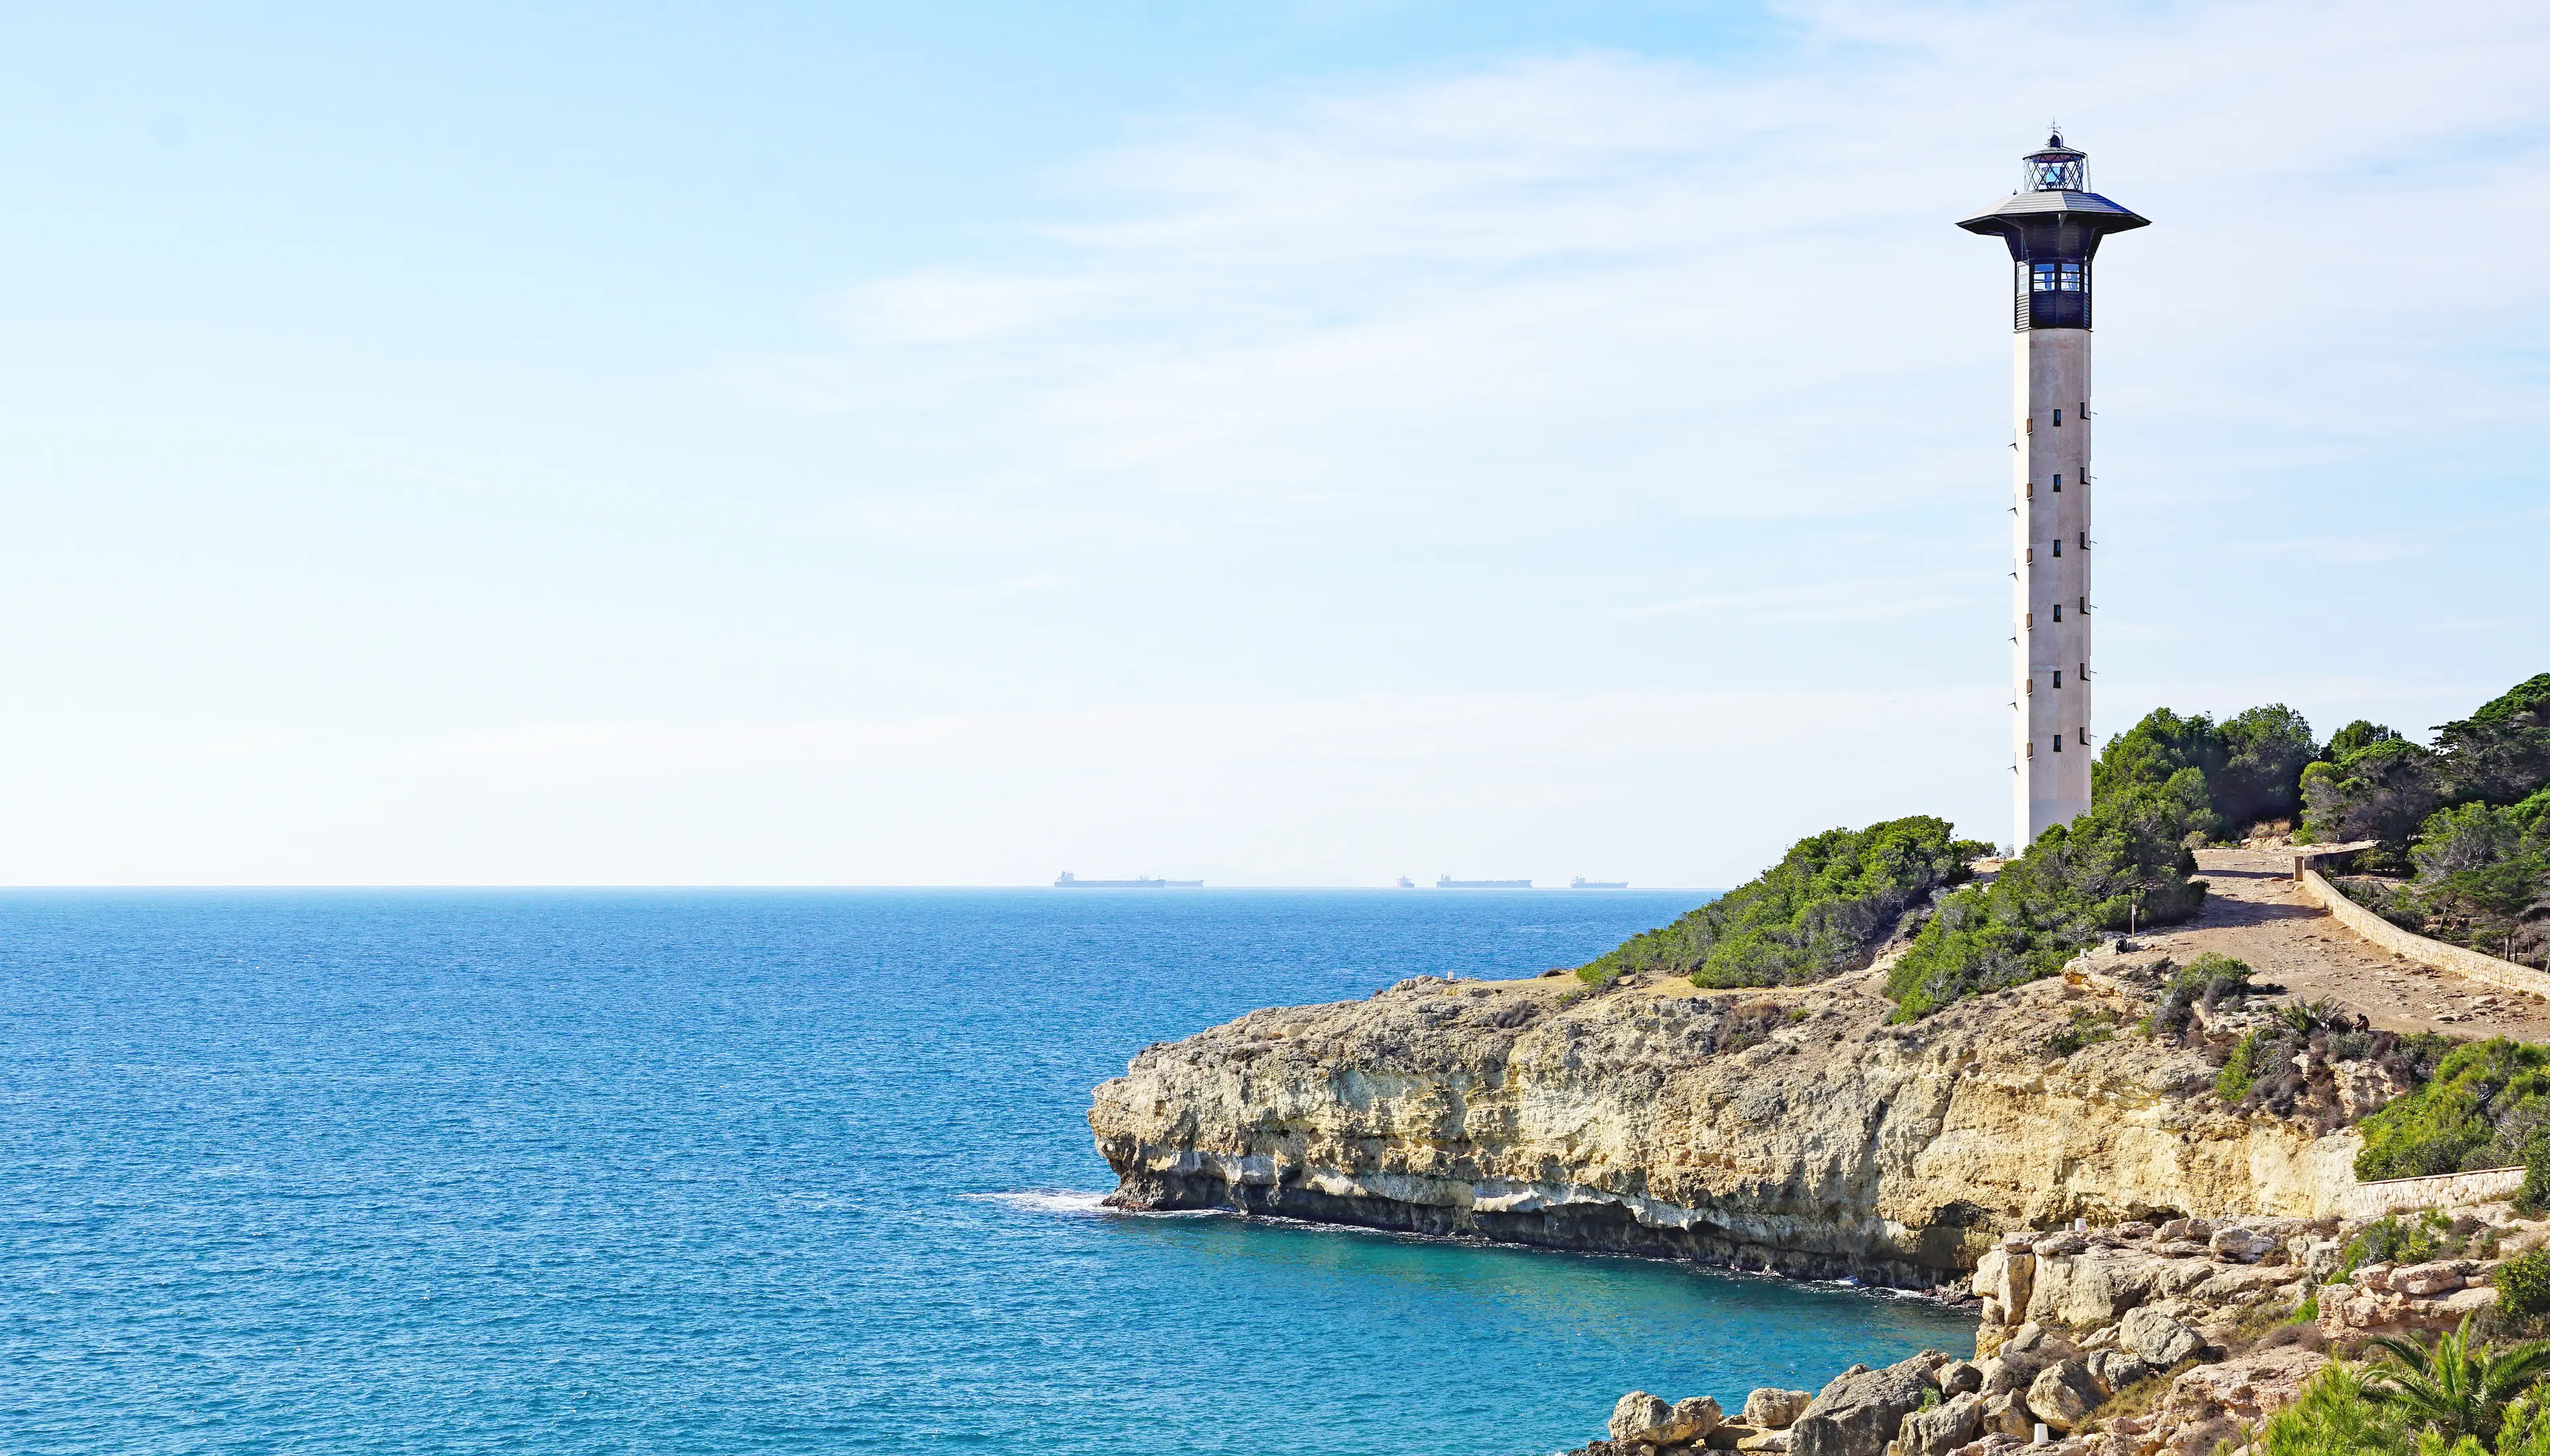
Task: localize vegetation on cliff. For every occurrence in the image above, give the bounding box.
[1883,770,2211,1018]
[2354,1038,2550,1181]
[2094,702,2320,839]
[2310,674,2550,966]
[1576,816,1987,988]
[2260,1328,2550,1455]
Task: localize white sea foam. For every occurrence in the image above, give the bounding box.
[966,1189,1116,1216]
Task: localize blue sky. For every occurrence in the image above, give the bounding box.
[1,1,2543,885]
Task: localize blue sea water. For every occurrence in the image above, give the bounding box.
[0,888,1972,1455]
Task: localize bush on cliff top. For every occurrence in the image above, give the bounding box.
[1576,815,1988,989]
[1882,768,2211,1020]
[2353,1038,2550,1182]
[2095,702,2319,839]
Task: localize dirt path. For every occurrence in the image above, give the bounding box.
[2130,848,2550,1041]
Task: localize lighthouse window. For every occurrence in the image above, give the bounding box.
[2053,604,2063,621]
[2054,409,2063,426]
[2053,474,2061,491]
[2052,538,2063,557]
[2027,743,2035,760]
[2052,736,2063,752]
[2053,670,2063,688]
[2030,262,2084,293]
[2081,727,2091,746]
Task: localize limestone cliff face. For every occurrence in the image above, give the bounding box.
[1088,959,2360,1286]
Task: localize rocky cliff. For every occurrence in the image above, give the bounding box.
[1088,951,2363,1286]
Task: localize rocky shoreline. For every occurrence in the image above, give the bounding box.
[1085,864,2549,1455]
[1560,1204,2545,1456]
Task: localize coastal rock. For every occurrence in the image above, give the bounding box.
[2209,1226,2280,1263]
[1933,1360,1982,1397]
[2393,1261,2466,1296]
[1978,1390,2035,1441]
[1610,1393,1673,1442]
[1608,1392,1724,1447]
[2025,1358,2103,1432]
[1897,1392,1982,1456]
[2146,1346,2325,1456]
[1088,968,2353,1283]
[2087,1350,2153,1395]
[1742,1389,1812,1430]
[1789,1354,1939,1456]
[2118,1306,2205,1367]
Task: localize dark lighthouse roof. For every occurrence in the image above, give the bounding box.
[1959,132,2147,330]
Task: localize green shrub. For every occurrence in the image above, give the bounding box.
[2500,1250,2550,1321]
[2094,702,2318,839]
[1883,770,2211,1019]
[2045,1007,2120,1060]
[2219,1029,2264,1103]
[2357,1040,2550,1181]
[1578,816,1988,989]
[2302,737,2447,850]
[2257,1360,2409,1455]
[2343,1213,2453,1275]
[2521,1127,2550,1218]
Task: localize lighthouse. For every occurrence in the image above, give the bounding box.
[1958,133,2148,852]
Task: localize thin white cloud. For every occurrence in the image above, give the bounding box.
[738,0,2549,545]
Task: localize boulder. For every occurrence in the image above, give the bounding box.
[1976,1353,2041,1396]
[1896,1392,1982,1456]
[2033,1231,2090,1257]
[2355,1263,2394,1292]
[2148,1346,2325,1456]
[1611,1393,1673,1443]
[2026,1358,2105,1433]
[1789,1355,1940,1456]
[1667,1398,1726,1445]
[2118,1306,2205,1367]
[2088,1351,2154,1396]
[1743,1389,1813,1430]
[2154,1218,2213,1244]
[1734,1432,1790,1453]
[2027,1253,2164,1326]
[2393,1261,2466,1297]
[1934,1360,1982,1397]
[1978,1390,2035,1441]
[1972,1248,2034,1321]
[2002,1323,2077,1360]
[1609,1392,1723,1446]
[2209,1226,2280,1263]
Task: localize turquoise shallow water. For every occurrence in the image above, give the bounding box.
[0,888,1972,1454]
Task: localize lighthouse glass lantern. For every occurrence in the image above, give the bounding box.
[1957,134,2148,852]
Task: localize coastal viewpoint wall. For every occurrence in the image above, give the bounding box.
[1090,965,2364,1286]
[2294,855,2550,1003]
[2342,1165,2526,1220]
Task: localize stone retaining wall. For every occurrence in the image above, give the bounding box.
[2294,856,2550,1003]
[2344,1165,2525,1219]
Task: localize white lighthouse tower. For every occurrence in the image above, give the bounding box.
[1959,133,2148,852]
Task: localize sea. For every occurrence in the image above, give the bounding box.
[0,888,1974,1454]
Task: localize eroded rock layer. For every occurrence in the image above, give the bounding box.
[1088,958,2360,1285]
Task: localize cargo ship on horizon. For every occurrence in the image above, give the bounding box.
[1055,872,1203,888]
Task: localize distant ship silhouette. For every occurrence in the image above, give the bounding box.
[1054,871,1203,888]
